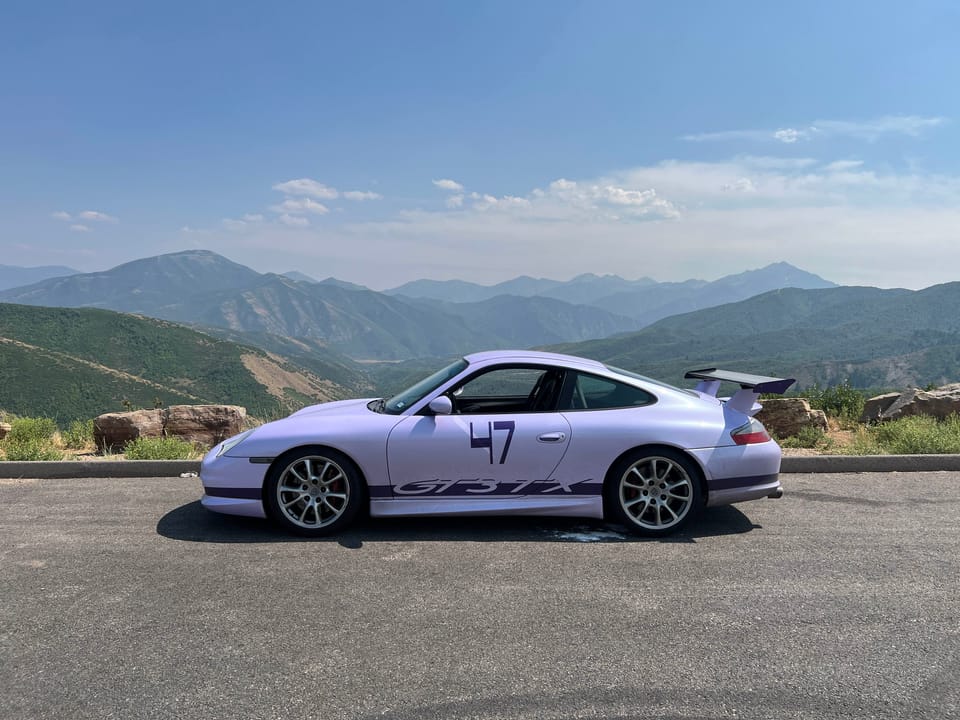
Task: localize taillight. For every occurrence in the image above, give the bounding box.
[731,417,771,445]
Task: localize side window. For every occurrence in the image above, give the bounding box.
[458,368,545,399]
[566,372,654,410]
[449,366,563,414]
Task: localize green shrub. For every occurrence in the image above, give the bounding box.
[803,380,866,422]
[124,436,200,460]
[779,425,828,449]
[1,417,63,461]
[843,427,884,456]
[6,416,58,443]
[62,419,94,449]
[871,414,960,454]
[3,438,64,461]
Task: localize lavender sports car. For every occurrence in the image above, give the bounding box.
[200,350,794,537]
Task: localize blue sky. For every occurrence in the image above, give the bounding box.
[3,1,959,289]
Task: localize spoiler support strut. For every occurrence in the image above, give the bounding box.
[684,368,796,416]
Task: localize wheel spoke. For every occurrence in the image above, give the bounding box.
[288,466,307,484]
[282,492,308,507]
[624,496,646,508]
[662,503,679,521]
[298,501,312,523]
[321,497,343,513]
[623,478,646,490]
[321,471,345,488]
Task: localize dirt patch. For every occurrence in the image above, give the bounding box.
[240,353,340,403]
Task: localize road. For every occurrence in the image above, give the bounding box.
[1,473,958,720]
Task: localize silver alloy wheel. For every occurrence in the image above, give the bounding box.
[618,455,693,531]
[276,455,351,529]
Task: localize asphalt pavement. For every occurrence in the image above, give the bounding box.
[2,473,958,719]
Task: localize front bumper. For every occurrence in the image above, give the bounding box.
[199,453,268,519]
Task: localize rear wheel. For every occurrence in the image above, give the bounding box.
[265,448,364,536]
[605,448,702,536]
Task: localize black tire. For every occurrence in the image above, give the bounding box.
[604,448,703,536]
[265,447,365,536]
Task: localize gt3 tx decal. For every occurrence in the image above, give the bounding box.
[393,478,599,496]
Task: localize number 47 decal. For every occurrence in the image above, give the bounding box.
[470,420,516,464]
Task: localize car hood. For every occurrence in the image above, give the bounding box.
[219,397,386,459]
[288,398,378,418]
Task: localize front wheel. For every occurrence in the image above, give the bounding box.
[605,449,702,536]
[265,448,364,536]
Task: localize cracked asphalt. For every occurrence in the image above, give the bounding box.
[1,473,958,719]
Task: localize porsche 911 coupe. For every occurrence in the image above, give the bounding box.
[200,350,794,536]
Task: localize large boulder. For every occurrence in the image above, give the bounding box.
[94,409,164,451]
[93,405,247,451]
[861,384,960,422]
[756,398,828,438]
[162,405,246,446]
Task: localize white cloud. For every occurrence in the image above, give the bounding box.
[272,178,339,199]
[78,210,118,223]
[814,115,947,141]
[278,214,309,227]
[446,194,464,209]
[433,178,464,192]
[342,190,382,201]
[69,224,91,232]
[683,114,946,144]
[52,211,72,221]
[773,128,805,143]
[241,213,264,222]
[270,198,330,215]
[722,178,756,192]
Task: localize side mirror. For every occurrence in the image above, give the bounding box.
[427,396,453,415]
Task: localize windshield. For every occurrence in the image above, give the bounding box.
[383,358,469,414]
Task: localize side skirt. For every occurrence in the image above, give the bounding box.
[370,496,604,519]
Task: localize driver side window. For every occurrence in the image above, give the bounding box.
[450,366,562,414]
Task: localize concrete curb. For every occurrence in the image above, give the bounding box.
[781,455,960,473]
[2,455,960,479]
[0,460,201,479]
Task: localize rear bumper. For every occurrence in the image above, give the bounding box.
[704,475,781,507]
[689,442,783,507]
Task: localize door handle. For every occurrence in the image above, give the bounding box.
[537,432,566,443]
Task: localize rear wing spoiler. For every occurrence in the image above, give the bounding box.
[684,368,796,415]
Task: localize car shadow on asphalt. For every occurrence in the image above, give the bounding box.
[156,501,760,547]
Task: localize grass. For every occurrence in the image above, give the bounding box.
[123,436,202,460]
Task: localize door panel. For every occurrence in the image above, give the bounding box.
[386,413,572,497]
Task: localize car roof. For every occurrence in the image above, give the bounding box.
[464,349,608,371]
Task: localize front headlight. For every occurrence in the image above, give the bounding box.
[216,429,255,457]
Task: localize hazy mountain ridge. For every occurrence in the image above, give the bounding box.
[386,261,836,325]
[0,251,648,360]
[546,283,960,389]
[0,264,79,292]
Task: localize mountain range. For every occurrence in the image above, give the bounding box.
[0,251,834,361]
[2,249,959,419]
[385,262,836,325]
